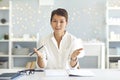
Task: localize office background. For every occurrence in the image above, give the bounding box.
[11,0,106,42]
[3,0,120,69]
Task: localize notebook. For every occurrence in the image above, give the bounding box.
[68,69,95,77]
[0,72,21,80]
[45,69,95,77]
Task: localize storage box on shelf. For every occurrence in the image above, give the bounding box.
[0,59,8,69]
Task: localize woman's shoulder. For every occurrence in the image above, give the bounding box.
[66,32,77,40]
[66,32,82,42]
[40,33,53,42]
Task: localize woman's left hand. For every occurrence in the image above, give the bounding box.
[71,48,83,59]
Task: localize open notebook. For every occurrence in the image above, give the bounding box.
[68,69,95,77]
[0,72,21,80]
[45,69,95,77]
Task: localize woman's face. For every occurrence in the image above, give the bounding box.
[51,14,68,34]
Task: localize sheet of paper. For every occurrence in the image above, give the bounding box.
[45,69,68,77]
[68,69,95,77]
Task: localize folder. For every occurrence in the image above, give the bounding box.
[0,72,21,80]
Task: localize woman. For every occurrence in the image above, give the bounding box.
[34,8,85,69]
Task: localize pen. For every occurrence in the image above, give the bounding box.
[29,45,44,56]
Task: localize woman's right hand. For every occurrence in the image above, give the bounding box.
[71,48,83,59]
[34,48,45,68]
[33,48,43,58]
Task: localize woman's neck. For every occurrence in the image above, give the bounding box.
[54,31,66,48]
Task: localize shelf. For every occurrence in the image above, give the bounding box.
[107,7,120,10]
[0,55,9,57]
[0,40,9,42]
[0,7,9,10]
[11,55,36,57]
[109,55,120,57]
[107,23,120,26]
[109,40,120,42]
[0,23,9,26]
[11,38,38,42]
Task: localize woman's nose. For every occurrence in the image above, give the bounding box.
[56,22,60,26]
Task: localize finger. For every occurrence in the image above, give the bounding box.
[76,51,80,56]
[33,48,37,50]
[33,48,37,52]
[76,48,83,55]
[73,51,80,57]
[77,48,83,51]
[72,48,83,57]
[33,48,41,56]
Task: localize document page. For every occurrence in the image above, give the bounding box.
[45,69,68,76]
[67,69,95,77]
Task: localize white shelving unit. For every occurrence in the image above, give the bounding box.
[0,0,10,69]
[79,42,105,69]
[0,0,38,69]
[106,0,120,69]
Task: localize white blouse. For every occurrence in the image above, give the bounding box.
[37,31,85,69]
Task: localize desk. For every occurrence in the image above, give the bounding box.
[0,69,120,80]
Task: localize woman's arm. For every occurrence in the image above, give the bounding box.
[37,55,45,68]
[34,48,46,68]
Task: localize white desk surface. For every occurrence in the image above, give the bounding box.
[0,69,120,80]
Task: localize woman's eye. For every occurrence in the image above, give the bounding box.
[52,20,57,22]
[52,20,65,23]
[60,21,64,23]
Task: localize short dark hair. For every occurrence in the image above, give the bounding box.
[50,8,68,22]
